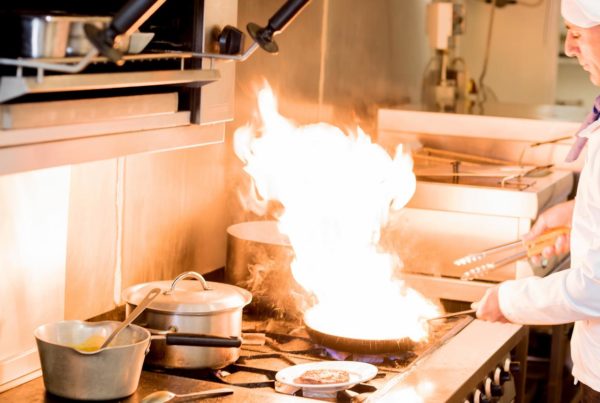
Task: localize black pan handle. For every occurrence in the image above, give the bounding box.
[164,333,242,348]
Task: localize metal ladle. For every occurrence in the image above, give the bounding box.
[75,287,161,354]
[140,388,234,403]
[100,287,162,349]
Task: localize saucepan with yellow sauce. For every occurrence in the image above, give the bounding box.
[34,320,150,400]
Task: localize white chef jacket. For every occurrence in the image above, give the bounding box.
[498,120,600,392]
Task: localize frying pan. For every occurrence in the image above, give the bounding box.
[304,308,476,355]
[304,321,417,355]
[303,306,419,355]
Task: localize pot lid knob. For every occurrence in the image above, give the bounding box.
[165,271,212,294]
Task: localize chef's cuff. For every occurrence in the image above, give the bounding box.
[497,280,524,324]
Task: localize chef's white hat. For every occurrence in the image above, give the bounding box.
[562,0,600,28]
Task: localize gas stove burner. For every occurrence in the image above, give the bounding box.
[323,347,417,366]
[238,352,297,366]
[264,332,328,355]
[215,364,277,388]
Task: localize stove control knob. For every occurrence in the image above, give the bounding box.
[474,389,491,403]
[510,361,521,373]
[494,366,511,385]
[484,377,502,399]
[504,357,520,374]
[491,383,503,397]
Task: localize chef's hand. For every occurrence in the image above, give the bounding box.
[522,199,574,265]
[471,285,509,323]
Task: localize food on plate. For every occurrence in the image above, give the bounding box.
[294,368,350,385]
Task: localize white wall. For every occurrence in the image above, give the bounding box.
[0,167,70,389]
[459,0,560,105]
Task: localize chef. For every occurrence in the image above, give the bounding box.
[474,0,600,401]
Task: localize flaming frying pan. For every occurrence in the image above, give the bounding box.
[303,307,476,355]
[304,322,417,355]
[302,307,418,355]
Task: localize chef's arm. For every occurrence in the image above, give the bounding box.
[472,286,509,323]
[495,247,600,325]
[475,200,577,323]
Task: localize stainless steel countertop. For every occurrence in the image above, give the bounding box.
[0,320,527,403]
[368,320,527,402]
[0,370,314,403]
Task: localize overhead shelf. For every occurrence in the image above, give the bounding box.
[0,69,220,103]
[0,52,227,174]
[0,51,221,102]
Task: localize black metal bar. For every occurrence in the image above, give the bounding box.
[85,0,166,63]
[247,0,311,53]
[110,0,165,35]
[268,0,311,32]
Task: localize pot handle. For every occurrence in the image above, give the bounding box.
[162,333,242,348]
[165,271,212,294]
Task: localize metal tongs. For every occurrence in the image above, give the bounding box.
[455,227,570,280]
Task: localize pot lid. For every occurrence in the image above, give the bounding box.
[123,271,252,314]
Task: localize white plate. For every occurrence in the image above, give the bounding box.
[275,360,378,394]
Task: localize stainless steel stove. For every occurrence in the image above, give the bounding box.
[0,311,528,403]
[142,314,527,403]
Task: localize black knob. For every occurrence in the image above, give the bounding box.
[217,25,245,55]
[473,389,489,403]
[491,383,503,397]
[500,370,511,384]
[509,361,521,374]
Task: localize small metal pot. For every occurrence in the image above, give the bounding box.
[123,271,252,369]
[34,320,150,400]
[20,14,72,58]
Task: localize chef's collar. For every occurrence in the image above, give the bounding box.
[565,95,600,162]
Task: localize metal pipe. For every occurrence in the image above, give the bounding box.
[0,49,98,73]
[171,42,260,62]
[111,0,167,38]
[269,0,311,32]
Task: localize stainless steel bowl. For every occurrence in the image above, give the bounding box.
[34,320,150,400]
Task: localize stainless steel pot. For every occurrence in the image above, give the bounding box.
[122,271,252,369]
[226,221,307,318]
[19,14,113,58]
[20,15,72,58]
[34,320,150,400]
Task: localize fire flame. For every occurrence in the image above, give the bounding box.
[234,84,439,342]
